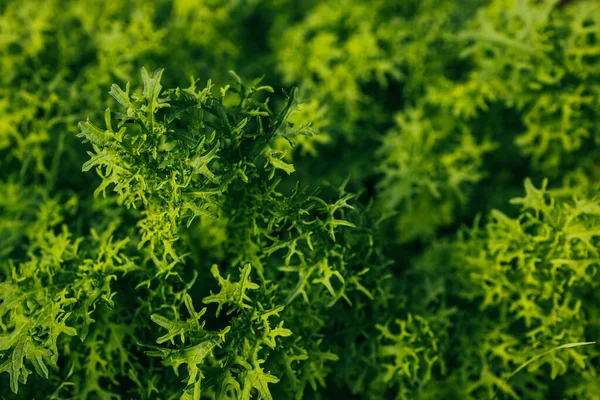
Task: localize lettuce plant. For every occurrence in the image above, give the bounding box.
[2,0,600,399]
[409,179,600,399]
[1,68,433,399]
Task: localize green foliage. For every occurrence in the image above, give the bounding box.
[2,0,600,399]
[411,179,600,399]
[378,108,496,242]
[457,0,600,175]
[0,193,135,395]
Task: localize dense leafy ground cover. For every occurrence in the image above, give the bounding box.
[1,0,600,398]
